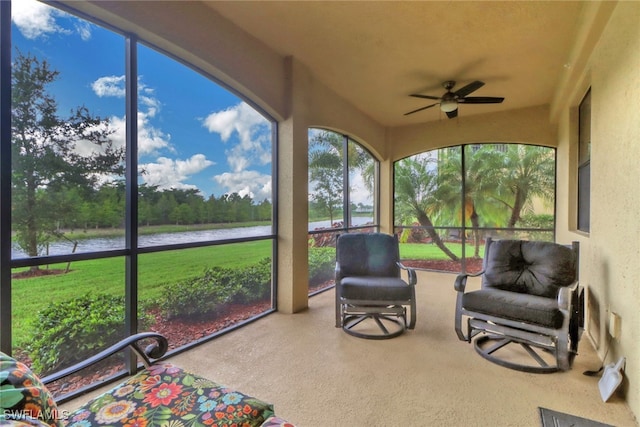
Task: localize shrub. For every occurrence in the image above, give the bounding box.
[160,258,272,319]
[518,213,555,240]
[28,293,151,376]
[232,258,272,304]
[160,268,235,320]
[518,213,554,229]
[309,246,336,285]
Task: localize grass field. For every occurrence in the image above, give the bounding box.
[11,240,273,347]
[400,242,483,260]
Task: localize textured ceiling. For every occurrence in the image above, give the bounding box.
[205,1,584,127]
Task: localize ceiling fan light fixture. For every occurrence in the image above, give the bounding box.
[440,99,458,113]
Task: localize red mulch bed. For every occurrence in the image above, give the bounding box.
[148,301,272,349]
[12,268,68,279]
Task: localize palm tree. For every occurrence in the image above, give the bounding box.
[435,145,506,257]
[395,144,556,262]
[494,145,555,228]
[394,155,459,261]
[309,130,374,226]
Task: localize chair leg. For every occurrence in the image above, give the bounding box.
[343,313,405,340]
[341,304,407,339]
[474,335,561,374]
[557,330,570,371]
[335,290,342,328]
[408,299,416,330]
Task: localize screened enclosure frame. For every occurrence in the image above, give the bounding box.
[393,143,557,273]
[307,129,380,297]
[307,129,380,238]
[0,0,279,378]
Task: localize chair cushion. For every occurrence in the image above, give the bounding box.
[64,362,275,427]
[462,289,564,329]
[0,352,62,427]
[262,415,297,426]
[482,240,576,298]
[337,233,399,277]
[340,277,412,301]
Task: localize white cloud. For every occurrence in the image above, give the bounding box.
[203,108,238,141]
[214,170,272,201]
[140,155,214,191]
[90,75,171,155]
[349,173,374,205]
[12,0,86,40]
[137,111,173,155]
[203,103,271,172]
[74,21,92,41]
[92,76,126,98]
[92,113,172,157]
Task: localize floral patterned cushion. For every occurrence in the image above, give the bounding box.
[64,362,276,427]
[261,416,296,427]
[0,352,63,427]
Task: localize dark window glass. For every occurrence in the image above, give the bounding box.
[578,89,591,233]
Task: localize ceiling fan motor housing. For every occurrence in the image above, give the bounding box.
[404,80,504,118]
[443,80,456,91]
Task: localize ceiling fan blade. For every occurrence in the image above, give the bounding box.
[459,96,504,104]
[410,94,441,100]
[446,109,458,119]
[454,80,485,98]
[404,103,438,116]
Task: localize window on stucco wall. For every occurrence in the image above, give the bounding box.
[578,89,591,233]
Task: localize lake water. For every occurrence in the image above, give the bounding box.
[11,217,373,258]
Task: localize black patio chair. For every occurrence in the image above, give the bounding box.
[335,233,417,339]
[454,238,582,373]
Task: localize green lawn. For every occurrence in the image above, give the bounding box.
[11,240,272,347]
[400,242,484,260]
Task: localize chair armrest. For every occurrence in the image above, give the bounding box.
[454,270,484,292]
[335,262,343,281]
[557,280,579,310]
[41,332,168,385]
[397,262,417,285]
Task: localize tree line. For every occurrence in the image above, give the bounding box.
[52,184,272,231]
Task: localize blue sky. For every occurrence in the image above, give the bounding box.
[11,0,273,201]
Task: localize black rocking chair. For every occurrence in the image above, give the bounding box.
[335,233,417,339]
[454,238,582,373]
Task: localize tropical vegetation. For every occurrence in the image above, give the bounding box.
[393,144,555,259]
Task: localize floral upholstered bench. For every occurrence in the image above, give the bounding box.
[0,333,293,427]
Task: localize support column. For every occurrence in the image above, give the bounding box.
[277,118,309,313]
[378,157,395,235]
[276,57,310,313]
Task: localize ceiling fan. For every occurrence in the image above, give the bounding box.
[404,80,504,119]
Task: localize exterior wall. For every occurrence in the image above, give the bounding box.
[556,1,640,416]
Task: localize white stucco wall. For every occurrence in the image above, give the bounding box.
[556,1,640,415]
[388,105,557,160]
